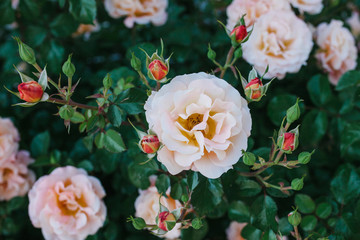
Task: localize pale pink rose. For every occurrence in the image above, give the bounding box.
[104,0,168,28]
[145,73,252,179]
[289,0,323,14]
[243,11,313,79]
[315,20,358,85]
[226,222,247,240]
[347,11,360,38]
[28,166,106,240]
[0,151,35,201]
[12,0,19,9]
[135,183,182,239]
[226,0,290,30]
[0,117,20,163]
[72,21,101,40]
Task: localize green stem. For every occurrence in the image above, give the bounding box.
[256,175,292,192]
[48,97,98,110]
[67,76,72,102]
[139,72,152,90]
[294,226,302,240]
[220,46,235,79]
[274,151,284,164]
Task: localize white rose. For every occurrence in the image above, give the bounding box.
[0,117,20,163]
[347,11,360,38]
[226,222,247,240]
[144,73,252,179]
[135,184,182,239]
[242,11,313,79]
[289,0,323,14]
[315,20,358,85]
[226,0,290,30]
[104,0,168,28]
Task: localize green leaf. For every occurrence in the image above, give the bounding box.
[128,157,158,189]
[69,0,96,24]
[192,178,224,215]
[336,71,360,91]
[104,129,126,153]
[330,164,360,205]
[155,174,170,194]
[107,105,123,127]
[94,132,105,149]
[25,26,47,47]
[77,160,94,172]
[267,94,300,126]
[228,201,250,222]
[340,123,360,160]
[31,131,50,157]
[316,202,332,219]
[261,229,277,240]
[70,112,86,123]
[187,171,199,191]
[295,194,315,214]
[170,182,183,200]
[300,215,317,231]
[300,110,328,146]
[181,219,209,240]
[251,195,278,231]
[241,224,263,240]
[0,0,14,25]
[50,13,79,37]
[307,75,332,106]
[235,179,262,197]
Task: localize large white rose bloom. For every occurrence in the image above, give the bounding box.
[104,0,168,28]
[226,0,291,29]
[289,0,323,15]
[145,73,252,179]
[315,20,358,85]
[242,11,313,79]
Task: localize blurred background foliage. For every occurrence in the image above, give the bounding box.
[0,0,360,239]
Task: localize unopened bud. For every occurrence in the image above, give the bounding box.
[288,210,301,226]
[132,217,147,230]
[286,98,301,124]
[277,127,299,154]
[62,54,76,78]
[15,37,36,65]
[298,151,314,164]
[18,81,43,103]
[148,60,168,81]
[192,218,202,230]
[141,135,160,154]
[242,151,256,166]
[131,53,142,71]
[230,25,248,43]
[245,78,263,101]
[291,177,304,191]
[207,44,216,61]
[157,211,176,232]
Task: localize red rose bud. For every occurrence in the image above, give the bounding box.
[141,135,160,154]
[18,81,43,103]
[148,60,168,81]
[282,132,295,151]
[245,77,263,100]
[230,25,248,43]
[157,211,176,232]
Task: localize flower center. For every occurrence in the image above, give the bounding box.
[186,114,203,130]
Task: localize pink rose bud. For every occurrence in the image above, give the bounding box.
[141,135,160,154]
[148,60,168,81]
[230,25,248,43]
[281,132,296,151]
[157,211,176,232]
[18,81,43,103]
[245,77,263,100]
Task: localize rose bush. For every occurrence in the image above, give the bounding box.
[0,0,360,240]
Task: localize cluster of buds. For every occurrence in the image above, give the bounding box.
[240,67,273,102]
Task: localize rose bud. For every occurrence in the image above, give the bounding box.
[157,211,176,232]
[148,60,168,81]
[18,81,44,103]
[288,210,301,226]
[230,25,248,43]
[277,132,299,154]
[141,135,160,154]
[245,77,263,101]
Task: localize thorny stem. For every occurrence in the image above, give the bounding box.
[220,46,235,79]
[139,71,152,89]
[48,97,98,110]
[256,175,292,192]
